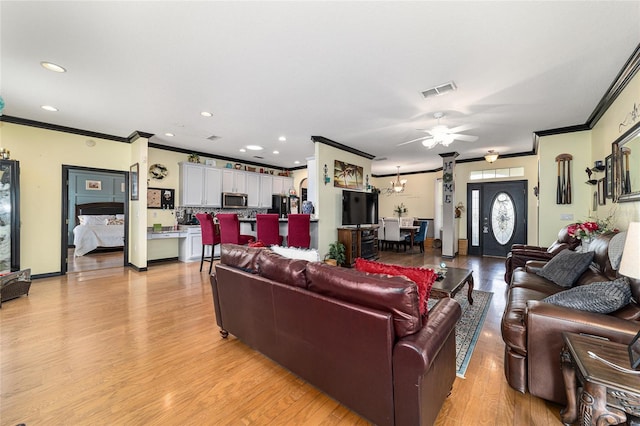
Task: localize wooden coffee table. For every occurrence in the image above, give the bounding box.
[430,266,474,305]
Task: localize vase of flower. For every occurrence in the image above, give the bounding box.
[394,203,407,218]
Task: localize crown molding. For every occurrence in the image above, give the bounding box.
[310,135,375,160]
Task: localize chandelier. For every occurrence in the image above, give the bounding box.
[388,166,407,193]
[484,150,499,163]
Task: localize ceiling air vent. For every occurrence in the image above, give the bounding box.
[373,157,388,161]
[206,134,221,141]
[421,81,457,99]
[253,156,264,159]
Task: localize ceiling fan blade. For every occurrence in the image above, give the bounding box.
[397,136,429,146]
[448,124,473,134]
[451,134,479,142]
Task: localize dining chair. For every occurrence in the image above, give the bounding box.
[195,213,221,273]
[256,214,284,246]
[382,218,406,252]
[216,213,254,245]
[406,220,428,253]
[377,218,385,251]
[287,214,311,248]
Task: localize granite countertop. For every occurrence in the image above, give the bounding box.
[147,226,182,233]
[238,217,318,222]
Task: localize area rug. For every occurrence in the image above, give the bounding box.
[427,289,493,378]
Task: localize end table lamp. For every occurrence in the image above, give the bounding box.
[618,222,640,281]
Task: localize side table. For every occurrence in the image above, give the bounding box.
[0,269,31,307]
[561,332,640,425]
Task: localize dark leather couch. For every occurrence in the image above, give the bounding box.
[504,224,580,284]
[211,244,462,426]
[501,232,640,404]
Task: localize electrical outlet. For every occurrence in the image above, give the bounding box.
[560,213,574,221]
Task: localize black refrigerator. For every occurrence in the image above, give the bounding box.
[269,194,290,217]
[0,160,20,273]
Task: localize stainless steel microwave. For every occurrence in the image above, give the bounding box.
[222,192,248,208]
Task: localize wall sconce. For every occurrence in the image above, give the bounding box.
[323,164,330,185]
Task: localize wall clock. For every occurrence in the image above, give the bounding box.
[149,164,168,180]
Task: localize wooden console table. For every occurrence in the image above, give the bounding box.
[338,226,379,267]
[561,332,640,425]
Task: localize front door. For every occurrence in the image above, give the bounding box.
[467,180,527,257]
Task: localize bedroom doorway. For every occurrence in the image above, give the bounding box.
[61,165,129,274]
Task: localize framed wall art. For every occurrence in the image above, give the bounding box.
[85,180,102,191]
[147,188,175,209]
[333,160,364,189]
[130,163,139,200]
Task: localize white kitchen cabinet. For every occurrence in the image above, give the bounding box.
[259,175,273,207]
[179,227,202,262]
[178,226,220,262]
[246,172,260,207]
[272,176,294,196]
[179,162,221,207]
[222,169,247,193]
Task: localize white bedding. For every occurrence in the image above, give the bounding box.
[73,224,124,256]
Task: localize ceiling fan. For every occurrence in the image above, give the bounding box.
[398,112,478,148]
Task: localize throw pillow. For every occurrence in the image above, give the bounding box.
[270,245,320,262]
[542,277,631,314]
[354,258,436,316]
[78,214,116,226]
[536,249,594,288]
[608,231,626,270]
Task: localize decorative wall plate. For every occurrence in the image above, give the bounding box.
[149,163,168,180]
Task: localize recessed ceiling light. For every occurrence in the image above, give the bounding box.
[165,133,174,137]
[278,136,286,142]
[294,160,300,165]
[273,150,279,155]
[246,145,263,151]
[239,148,246,153]
[40,61,66,73]
[200,111,213,117]
[41,105,58,112]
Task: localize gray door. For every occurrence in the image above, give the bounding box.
[467,181,527,257]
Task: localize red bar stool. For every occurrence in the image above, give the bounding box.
[256,214,284,246]
[287,214,311,248]
[216,213,254,245]
[195,213,221,273]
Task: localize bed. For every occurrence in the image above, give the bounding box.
[73,202,125,256]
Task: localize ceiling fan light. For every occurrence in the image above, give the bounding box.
[484,150,499,163]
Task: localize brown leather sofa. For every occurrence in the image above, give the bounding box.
[504,224,580,284]
[501,232,640,404]
[211,244,462,426]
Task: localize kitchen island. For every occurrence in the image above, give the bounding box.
[147,217,319,263]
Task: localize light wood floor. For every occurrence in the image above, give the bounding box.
[67,248,124,273]
[1,248,564,425]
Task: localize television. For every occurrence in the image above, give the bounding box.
[342,190,378,226]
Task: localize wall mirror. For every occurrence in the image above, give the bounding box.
[614,121,640,203]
